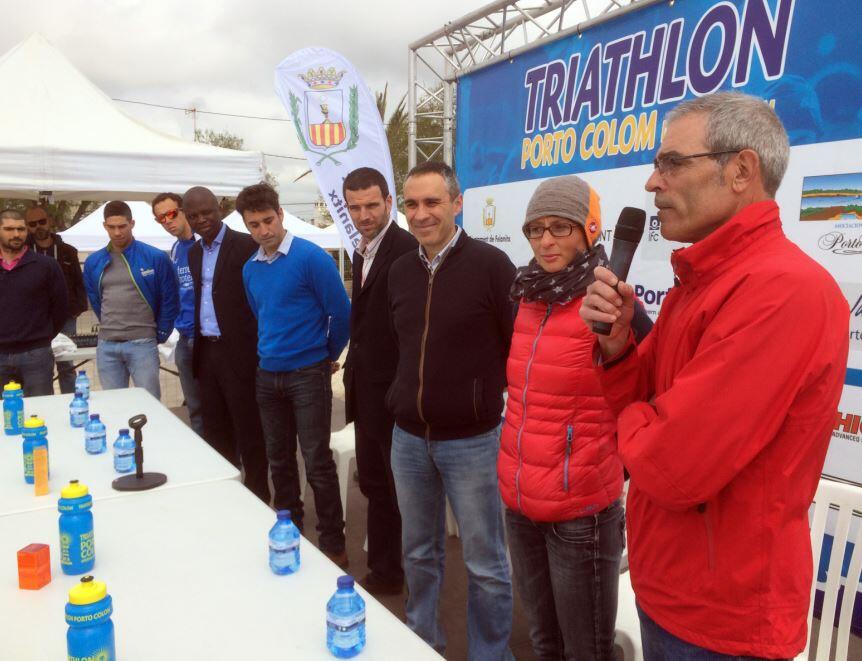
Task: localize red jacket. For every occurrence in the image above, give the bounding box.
[499,297,623,521]
[598,201,849,658]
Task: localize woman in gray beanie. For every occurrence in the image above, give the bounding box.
[497,175,651,660]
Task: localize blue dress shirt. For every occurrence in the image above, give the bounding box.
[199,223,226,337]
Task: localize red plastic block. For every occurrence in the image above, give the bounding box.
[17,543,51,590]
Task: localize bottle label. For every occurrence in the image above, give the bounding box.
[327,612,365,632]
[23,451,33,478]
[269,539,299,552]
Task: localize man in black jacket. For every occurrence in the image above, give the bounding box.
[183,187,270,504]
[0,210,67,395]
[25,206,88,393]
[388,162,516,659]
[342,167,417,595]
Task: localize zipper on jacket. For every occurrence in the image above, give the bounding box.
[514,304,553,513]
[563,425,573,492]
[120,253,152,312]
[698,502,715,570]
[416,270,436,442]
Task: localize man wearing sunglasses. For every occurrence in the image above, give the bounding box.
[24,206,87,394]
[581,92,849,659]
[152,193,203,438]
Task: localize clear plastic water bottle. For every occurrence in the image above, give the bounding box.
[326,575,366,658]
[3,381,25,436]
[69,391,89,428]
[112,428,135,473]
[84,414,107,455]
[268,509,301,575]
[75,371,90,400]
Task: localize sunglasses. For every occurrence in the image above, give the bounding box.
[155,208,180,223]
[26,218,49,228]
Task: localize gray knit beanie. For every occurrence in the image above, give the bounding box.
[523,175,602,247]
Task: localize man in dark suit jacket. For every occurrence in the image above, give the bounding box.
[342,168,418,595]
[182,186,270,504]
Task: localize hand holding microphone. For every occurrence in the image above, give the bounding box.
[580,207,646,359]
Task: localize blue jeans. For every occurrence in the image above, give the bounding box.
[391,424,514,660]
[637,605,788,661]
[174,334,204,437]
[506,502,625,661]
[255,362,345,554]
[55,317,78,394]
[0,346,54,396]
[97,338,160,400]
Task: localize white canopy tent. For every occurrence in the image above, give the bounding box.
[0,34,263,201]
[62,203,339,252]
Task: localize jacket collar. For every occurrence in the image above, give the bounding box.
[670,200,782,287]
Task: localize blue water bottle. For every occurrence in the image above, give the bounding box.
[69,391,89,428]
[22,415,49,484]
[112,428,135,473]
[269,509,301,575]
[326,575,366,658]
[58,480,95,575]
[84,414,107,454]
[66,575,115,661]
[3,381,24,436]
[75,370,91,400]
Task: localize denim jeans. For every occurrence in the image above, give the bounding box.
[55,317,78,394]
[0,346,54,396]
[96,338,160,400]
[255,361,345,554]
[391,424,514,660]
[174,334,204,437]
[637,605,789,661]
[506,501,625,661]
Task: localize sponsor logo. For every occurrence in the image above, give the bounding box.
[833,410,861,442]
[139,268,154,277]
[634,284,671,307]
[817,231,862,255]
[288,66,359,165]
[842,282,862,349]
[800,172,862,226]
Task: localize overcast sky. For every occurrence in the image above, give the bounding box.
[0,0,477,218]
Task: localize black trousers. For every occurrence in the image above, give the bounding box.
[354,394,403,582]
[197,338,270,504]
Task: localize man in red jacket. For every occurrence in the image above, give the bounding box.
[580,91,849,659]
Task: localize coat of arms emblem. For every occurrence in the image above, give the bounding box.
[483,197,496,231]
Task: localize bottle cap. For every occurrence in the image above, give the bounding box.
[68,576,108,605]
[78,370,86,376]
[3,381,22,391]
[61,480,89,499]
[337,575,354,590]
[89,414,99,421]
[24,415,45,428]
[119,428,129,435]
[276,509,292,521]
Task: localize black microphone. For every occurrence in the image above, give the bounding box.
[593,207,646,336]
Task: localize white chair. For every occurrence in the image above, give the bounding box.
[615,569,644,661]
[799,478,862,661]
[329,423,357,520]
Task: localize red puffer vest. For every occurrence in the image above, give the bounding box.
[498,297,623,522]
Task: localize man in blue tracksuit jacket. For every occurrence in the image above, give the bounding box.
[83,201,179,400]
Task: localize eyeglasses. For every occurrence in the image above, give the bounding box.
[652,150,742,176]
[155,208,180,223]
[523,221,578,240]
[26,218,48,228]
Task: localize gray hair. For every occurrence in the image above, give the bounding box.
[406,161,461,200]
[0,209,24,224]
[666,92,789,197]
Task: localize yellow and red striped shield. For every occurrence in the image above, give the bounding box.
[309,122,346,147]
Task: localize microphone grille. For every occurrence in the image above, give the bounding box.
[614,207,646,243]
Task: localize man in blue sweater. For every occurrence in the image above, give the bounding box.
[240,183,351,566]
[83,201,178,400]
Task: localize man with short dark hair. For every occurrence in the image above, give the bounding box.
[0,210,67,395]
[388,162,516,658]
[82,201,178,400]
[25,206,87,393]
[183,186,270,504]
[342,167,417,595]
[152,192,203,437]
[239,182,350,567]
[580,91,850,658]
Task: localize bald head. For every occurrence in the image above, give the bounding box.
[182,186,222,244]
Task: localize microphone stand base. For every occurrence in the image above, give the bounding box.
[112,472,167,492]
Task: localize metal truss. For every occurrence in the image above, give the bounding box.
[407,0,659,168]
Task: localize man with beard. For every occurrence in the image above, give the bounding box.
[25,206,87,393]
[0,210,67,395]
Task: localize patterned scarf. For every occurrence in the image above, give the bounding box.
[510,244,609,305]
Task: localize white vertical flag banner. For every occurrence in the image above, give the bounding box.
[275,47,396,258]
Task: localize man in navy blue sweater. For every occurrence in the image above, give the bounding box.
[240,183,351,566]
